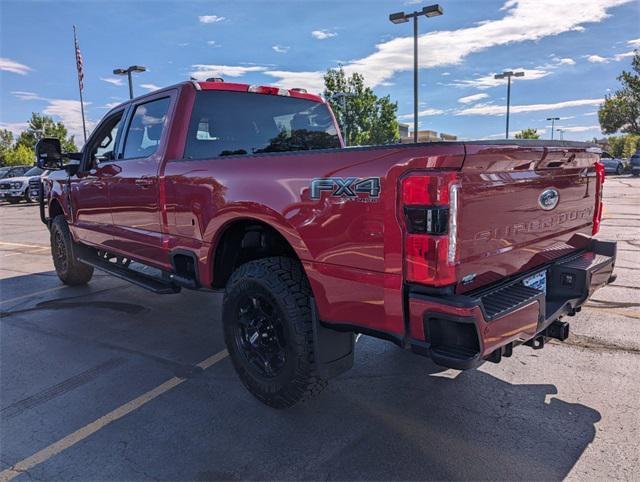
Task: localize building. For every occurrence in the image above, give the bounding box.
[398,123,410,139]
[399,129,458,143]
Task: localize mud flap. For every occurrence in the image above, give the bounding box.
[311,298,355,379]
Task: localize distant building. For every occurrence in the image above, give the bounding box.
[399,129,458,143]
[398,123,410,139]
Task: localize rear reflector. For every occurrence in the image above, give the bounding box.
[592,161,605,235]
[406,235,457,286]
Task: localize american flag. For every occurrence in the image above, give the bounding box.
[74,26,84,92]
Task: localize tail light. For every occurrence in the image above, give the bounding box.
[592,161,605,235]
[402,172,459,286]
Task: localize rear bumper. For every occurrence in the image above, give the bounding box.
[407,238,617,370]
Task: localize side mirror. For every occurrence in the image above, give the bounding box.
[35,138,63,170]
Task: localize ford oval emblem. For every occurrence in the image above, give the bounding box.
[539,188,560,211]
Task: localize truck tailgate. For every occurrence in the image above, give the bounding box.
[456,142,600,293]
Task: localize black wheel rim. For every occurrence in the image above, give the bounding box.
[53,230,68,273]
[234,293,287,378]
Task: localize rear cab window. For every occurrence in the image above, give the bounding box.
[184,91,340,159]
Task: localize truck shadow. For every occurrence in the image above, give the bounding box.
[201,341,601,481]
[0,271,601,481]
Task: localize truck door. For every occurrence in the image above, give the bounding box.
[70,109,125,247]
[107,92,174,265]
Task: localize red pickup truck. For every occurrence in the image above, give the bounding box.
[36,80,616,408]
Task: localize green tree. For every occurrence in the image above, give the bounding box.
[323,67,399,146]
[4,144,35,166]
[607,136,626,157]
[515,128,540,139]
[622,134,640,158]
[606,134,640,157]
[0,129,14,163]
[598,51,640,135]
[15,113,77,152]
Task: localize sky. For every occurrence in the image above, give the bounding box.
[1,0,639,146]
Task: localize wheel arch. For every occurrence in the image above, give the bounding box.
[48,197,65,220]
[208,214,310,289]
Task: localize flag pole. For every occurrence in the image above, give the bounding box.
[73,25,87,144]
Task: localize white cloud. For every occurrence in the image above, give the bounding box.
[457,98,604,116]
[556,57,576,65]
[199,15,225,24]
[585,47,636,63]
[272,45,290,54]
[311,29,337,40]
[140,83,161,91]
[265,0,632,92]
[586,54,609,63]
[207,40,220,47]
[6,90,95,143]
[11,91,45,101]
[458,93,490,104]
[558,125,601,132]
[627,38,640,47]
[441,72,451,76]
[43,99,94,143]
[613,50,636,61]
[452,68,551,89]
[99,102,122,110]
[265,70,326,93]
[100,77,124,86]
[398,108,445,120]
[0,122,29,136]
[190,64,268,80]
[0,57,32,75]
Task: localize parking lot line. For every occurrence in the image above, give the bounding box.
[0,286,66,306]
[0,241,48,249]
[0,349,229,482]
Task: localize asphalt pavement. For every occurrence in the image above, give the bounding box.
[0,175,638,481]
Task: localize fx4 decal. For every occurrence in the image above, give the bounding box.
[310,177,381,201]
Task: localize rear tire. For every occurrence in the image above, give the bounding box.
[50,215,94,285]
[223,256,327,408]
[616,164,623,175]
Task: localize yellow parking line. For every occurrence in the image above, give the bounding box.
[0,241,48,249]
[0,286,66,305]
[0,349,229,481]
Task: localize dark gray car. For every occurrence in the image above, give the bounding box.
[630,153,640,177]
[0,165,31,179]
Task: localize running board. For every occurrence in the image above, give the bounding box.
[76,249,180,294]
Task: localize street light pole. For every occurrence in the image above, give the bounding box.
[389,4,443,144]
[547,117,560,140]
[113,65,147,99]
[494,70,524,139]
[413,14,418,144]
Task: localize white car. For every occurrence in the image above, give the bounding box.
[0,166,46,204]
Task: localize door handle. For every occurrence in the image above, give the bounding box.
[135,178,154,189]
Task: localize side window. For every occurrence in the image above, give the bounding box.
[87,111,123,168]
[122,97,170,160]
